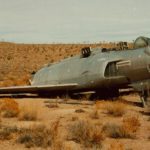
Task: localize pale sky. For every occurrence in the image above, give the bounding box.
[0,0,150,43]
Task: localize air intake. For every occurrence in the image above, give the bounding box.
[81,47,91,58]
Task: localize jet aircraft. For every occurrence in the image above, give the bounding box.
[0,36,150,107]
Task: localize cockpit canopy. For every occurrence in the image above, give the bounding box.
[134,36,150,48]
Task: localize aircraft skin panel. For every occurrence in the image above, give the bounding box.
[0,83,78,94]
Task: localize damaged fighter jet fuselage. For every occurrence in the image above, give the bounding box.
[1,36,150,107]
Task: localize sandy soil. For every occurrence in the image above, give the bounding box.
[0,95,150,150]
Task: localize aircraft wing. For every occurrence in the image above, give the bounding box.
[0,83,78,94]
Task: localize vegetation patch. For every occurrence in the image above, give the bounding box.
[17,125,52,148]
[123,116,140,133]
[68,120,104,148]
[71,116,79,121]
[102,101,126,117]
[0,98,19,118]
[0,125,18,140]
[103,116,140,139]
[102,123,133,139]
[17,120,62,148]
[18,105,38,121]
[75,109,85,113]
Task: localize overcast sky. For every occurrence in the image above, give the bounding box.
[0,0,150,43]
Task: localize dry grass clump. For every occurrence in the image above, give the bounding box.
[102,101,126,117]
[0,125,18,140]
[122,116,140,133]
[102,123,133,138]
[103,116,140,139]
[17,120,62,148]
[90,110,99,119]
[75,109,85,113]
[0,127,12,140]
[0,98,19,118]
[18,104,38,121]
[17,124,52,148]
[71,116,79,121]
[68,120,104,148]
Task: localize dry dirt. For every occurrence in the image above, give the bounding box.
[0,95,150,150]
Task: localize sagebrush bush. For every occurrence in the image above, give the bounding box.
[102,123,133,138]
[17,124,52,148]
[75,109,85,113]
[0,125,18,140]
[102,116,140,139]
[103,101,126,117]
[71,116,78,121]
[0,98,19,118]
[0,128,12,140]
[122,116,140,133]
[68,120,104,148]
[17,120,62,149]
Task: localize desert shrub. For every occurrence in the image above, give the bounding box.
[75,109,85,113]
[17,120,62,148]
[103,116,140,139]
[18,105,38,121]
[0,127,12,140]
[102,116,140,139]
[102,123,133,138]
[71,116,78,121]
[0,125,18,140]
[90,110,99,119]
[18,133,33,148]
[103,101,126,117]
[103,123,133,138]
[17,124,52,148]
[0,98,19,118]
[122,116,140,133]
[68,120,104,148]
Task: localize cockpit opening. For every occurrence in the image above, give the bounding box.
[105,62,118,77]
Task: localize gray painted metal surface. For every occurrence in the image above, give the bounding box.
[31,46,150,92]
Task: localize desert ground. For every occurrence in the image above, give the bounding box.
[0,95,150,150]
[0,42,150,150]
